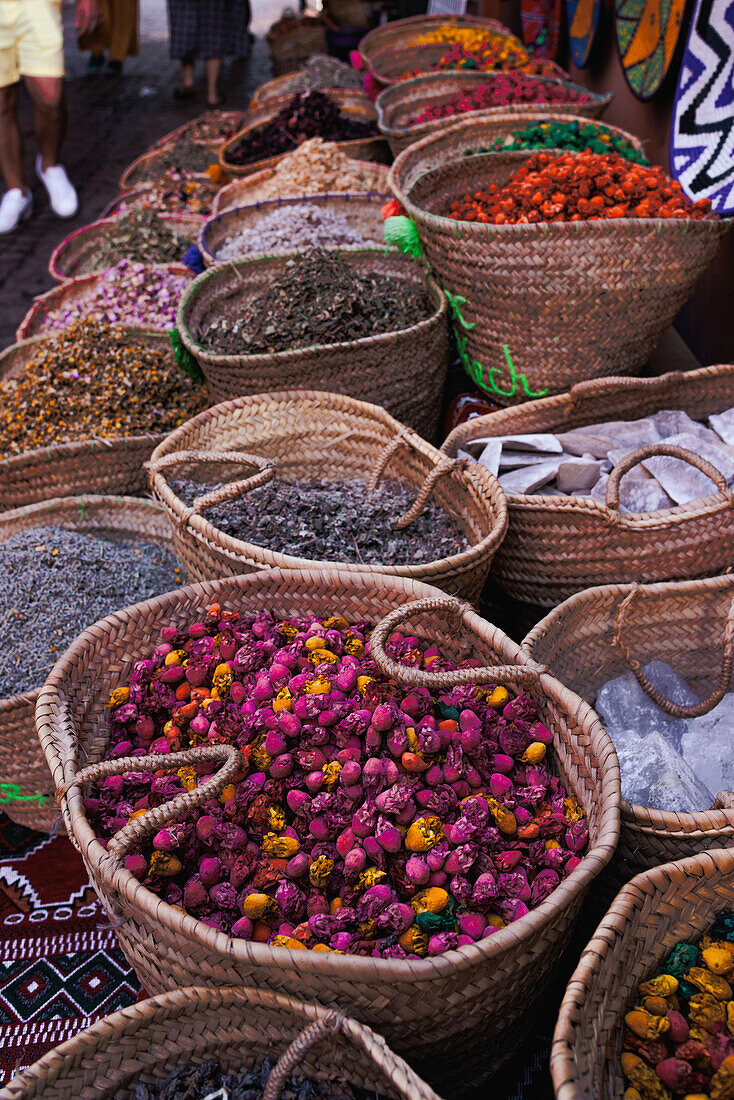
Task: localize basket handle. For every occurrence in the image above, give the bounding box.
[56,745,241,863]
[613,585,734,718]
[263,1014,344,1100]
[367,433,470,530]
[605,443,734,519]
[369,597,545,689]
[567,371,683,410]
[146,449,276,514]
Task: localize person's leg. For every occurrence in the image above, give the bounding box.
[205,57,222,106]
[0,82,25,190]
[25,75,65,171]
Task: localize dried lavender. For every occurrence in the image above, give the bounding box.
[215,202,382,261]
[196,250,432,356]
[82,208,192,274]
[0,526,184,697]
[170,475,470,565]
[122,1056,359,1100]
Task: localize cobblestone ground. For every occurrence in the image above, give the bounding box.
[0,0,277,347]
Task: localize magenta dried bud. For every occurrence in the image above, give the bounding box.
[196,815,217,844]
[305,771,324,794]
[497,897,529,923]
[529,868,560,906]
[531,722,553,745]
[666,1010,689,1044]
[270,753,294,778]
[231,915,254,939]
[447,818,477,845]
[428,932,459,956]
[183,875,209,910]
[371,703,394,732]
[124,853,147,879]
[286,789,311,815]
[425,765,443,788]
[344,847,367,875]
[103,775,125,796]
[374,902,414,934]
[199,856,223,887]
[286,852,310,879]
[405,854,430,885]
[457,911,487,940]
[336,828,355,858]
[277,712,301,738]
[153,828,177,852]
[375,818,402,853]
[426,840,448,871]
[264,731,287,757]
[309,816,330,841]
[135,716,155,741]
[655,1058,693,1092]
[340,761,361,787]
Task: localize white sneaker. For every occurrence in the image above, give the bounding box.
[36,156,79,219]
[0,188,33,234]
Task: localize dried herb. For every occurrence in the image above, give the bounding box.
[131,134,219,183]
[196,250,432,356]
[123,1056,359,1099]
[81,207,193,273]
[225,91,378,168]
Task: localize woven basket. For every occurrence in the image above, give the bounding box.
[146,389,507,601]
[199,192,390,266]
[3,985,440,1100]
[551,847,734,1100]
[36,568,619,1091]
[177,250,448,437]
[120,149,217,193]
[267,14,328,76]
[211,157,390,214]
[442,365,734,606]
[250,71,304,107]
[220,92,389,178]
[16,265,193,341]
[377,73,611,156]
[523,574,734,887]
[389,122,729,405]
[150,112,244,152]
[48,214,203,281]
[0,495,175,833]
[359,14,508,70]
[0,330,176,510]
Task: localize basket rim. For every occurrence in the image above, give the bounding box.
[376,70,610,136]
[441,364,734,526]
[120,147,215,193]
[5,983,442,1100]
[523,572,734,836]
[147,387,509,574]
[359,13,510,61]
[211,159,391,215]
[198,190,392,265]
[48,213,204,281]
[177,247,448,367]
[38,566,620,984]
[388,131,732,237]
[550,845,734,1100]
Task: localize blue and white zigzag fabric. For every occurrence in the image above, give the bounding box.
[671,0,734,215]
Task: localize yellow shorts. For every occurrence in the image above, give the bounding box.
[0,0,65,87]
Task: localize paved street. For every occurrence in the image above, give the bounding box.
[0,0,277,347]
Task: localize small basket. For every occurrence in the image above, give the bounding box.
[149,112,245,152]
[49,214,202,281]
[37,568,619,1091]
[199,192,390,266]
[146,389,507,601]
[442,366,734,606]
[523,573,734,884]
[0,495,176,833]
[211,157,390,214]
[267,14,328,76]
[16,265,193,341]
[177,250,449,437]
[220,92,389,178]
[389,122,729,405]
[2,985,441,1100]
[376,72,611,156]
[551,847,734,1100]
[120,149,217,193]
[0,330,175,510]
[249,71,304,106]
[359,14,509,71]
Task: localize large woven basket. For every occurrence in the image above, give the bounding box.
[389,121,729,405]
[119,148,217,192]
[199,191,390,266]
[249,71,304,106]
[0,330,175,510]
[0,495,175,833]
[177,250,449,437]
[267,14,328,76]
[376,72,611,156]
[16,264,193,341]
[150,112,244,152]
[36,568,619,1091]
[48,214,202,280]
[2,985,440,1100]
[146,389,507,601]
[211,157,390,214]
[523,574,734,887]
[442,365,734,606]
[359,14,509,72]
[220,92,389,178]
[551,847,734,1100]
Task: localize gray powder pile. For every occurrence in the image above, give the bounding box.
[171,476,471,565]
[216,201,382,261]
[0,526,183,697]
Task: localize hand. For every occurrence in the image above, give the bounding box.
[76,0,101,35]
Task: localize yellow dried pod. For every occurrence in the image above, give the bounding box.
[164,650,182,666]
[107,686,130,708]
[485,686,509,708]
[405,816,445,852]
[177,766,198,792]
[321,761,341,790]
[520,742,546,765]
[312,943,340,952]
[411,887,449,915]
[642,996,672,1017]
[305,677,331,695]
[272,687,292,713]
[624,1090,643,1100]
[711,1054,734,1100]
[305,636,325,651]
[687,967,733,1001]
[219,784,236,804]
[564,796,584,822]
[241,893,276,919]
[149,852,182,878]
[127,808,148,823]
[251,744,272,769]
[398,925,429,956]
[406,727,419,753]
[271,935,306,950]
[640,975,679,998]
[267,806,287,832]
[704,945,734,975]
[322,616,349,631]
[309,855,334,889]
[329,897,342,914]
[356,675,373,693]
[486,796,517,836]
[213,663,232,695]
[625,1009,670,1040]
[486,913,506,929]
[344,633,364,657]
[727,1001,734,1037]
[309,649,338,666]
[621,1053,672,1100]
[689,992,726,1031]
[358,867,386,891]
[546,840,561,850]
[262,833,300,859]
[279,622,298,640]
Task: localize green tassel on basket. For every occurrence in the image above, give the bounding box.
[384,215,423,259]
[169,328,204,385]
